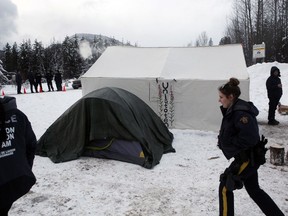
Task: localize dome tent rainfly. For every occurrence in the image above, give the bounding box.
[36,87,175,169]
[81,44,249,131]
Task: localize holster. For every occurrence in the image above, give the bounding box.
[235,150,250,163]
[236,149,256,166]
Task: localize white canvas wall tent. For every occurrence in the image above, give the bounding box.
[81,44,249,131]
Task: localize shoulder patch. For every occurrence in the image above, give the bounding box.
[240,116,249,124]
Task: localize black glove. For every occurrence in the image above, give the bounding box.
[260,135,268,145]
[254,135,268,165]
[220,166,243,192]
[226,173,243,191]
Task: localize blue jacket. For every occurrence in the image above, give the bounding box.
[0,96,37,205]
[218,99,260,160]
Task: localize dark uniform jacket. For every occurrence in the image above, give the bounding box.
[35,72,42,84]
[15,72,22,85]
[266,66,282,100]
[218,99,260,160]
[45,72,53,82]
[0,96,36,205]
[54,72,62,83]
[28,72,35,84]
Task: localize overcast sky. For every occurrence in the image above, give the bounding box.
[1,0,233,48]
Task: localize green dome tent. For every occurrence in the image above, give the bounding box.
[36,87,175,168]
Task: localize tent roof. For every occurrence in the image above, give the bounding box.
[82,45,248,80]
[36,87,175,168]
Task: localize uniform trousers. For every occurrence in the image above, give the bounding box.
[219,160,284,216]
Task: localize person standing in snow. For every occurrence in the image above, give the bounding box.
[45,70,54,92]
[15,71,22,94]
[28,71,37,93]
[266,66,282,125]
[0,96,37,215]
[54,70,62,91]
[35,71,44,92]
[217,78,284,216]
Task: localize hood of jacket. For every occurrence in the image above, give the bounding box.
[270,66,281,77]
[0,96,17,112]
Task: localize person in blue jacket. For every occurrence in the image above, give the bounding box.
[266,66,282,125]
[0,96,37,215]
[217,78,284,216]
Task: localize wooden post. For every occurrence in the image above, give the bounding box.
[270,144,285,165]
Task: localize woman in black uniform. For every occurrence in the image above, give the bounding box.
[217,77,284,216]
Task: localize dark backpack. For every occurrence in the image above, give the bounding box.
[253,135,268,165]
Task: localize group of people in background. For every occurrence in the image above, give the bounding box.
[16,70,63,94]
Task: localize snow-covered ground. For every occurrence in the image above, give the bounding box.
[1,62,288,216]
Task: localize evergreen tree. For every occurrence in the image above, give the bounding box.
[1,33,125,80]
[208,38,213,46]
[3,42,19,73]
[219,36,232,45]
[19,40,33,79]
[11,42,19,71]
[31,40,45,75]
[4,43,12,71]
[44,42,63,74]
[62,36,84,79]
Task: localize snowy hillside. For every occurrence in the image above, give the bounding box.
[0,62,287,216]
[71,33,125,55]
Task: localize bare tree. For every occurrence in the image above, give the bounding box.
[195,31,209,46]
[225,0,288,65]
[255,0,264,43]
